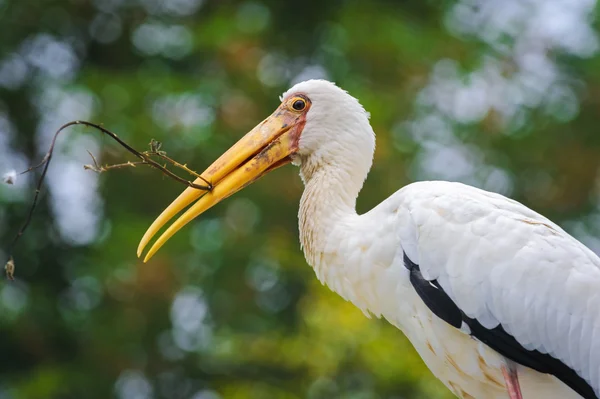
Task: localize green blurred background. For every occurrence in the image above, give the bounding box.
[1,0,600,398]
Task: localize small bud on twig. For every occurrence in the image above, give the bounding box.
[5,257,15,281]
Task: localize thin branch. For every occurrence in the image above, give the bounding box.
[19,154,50,175]
[84,149,146,172]
[151,153,205,180]
[83,138,207,180]
[4,120,212,280]
[84,160,146,172]
[73,121,212,189]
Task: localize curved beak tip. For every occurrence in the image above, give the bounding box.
[137,107,300,261]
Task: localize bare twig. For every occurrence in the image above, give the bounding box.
[84,148,146,172]
[4,120,212,280]
[84,160,146,172]
[84,150,102,171]
[151,153,205,180]
[72,121,212,189]
[19,153,50,176]
[83,136,206,180]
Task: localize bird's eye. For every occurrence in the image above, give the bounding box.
[292,98,306,111]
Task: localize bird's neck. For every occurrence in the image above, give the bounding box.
[298,159,399,316]
[298,159,364,269]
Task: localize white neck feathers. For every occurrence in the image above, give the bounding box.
[297,152,369,269]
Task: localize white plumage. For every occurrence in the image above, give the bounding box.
[305,177,599,398]
[140,80,600,399]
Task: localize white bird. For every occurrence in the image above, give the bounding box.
[137,80,600,399]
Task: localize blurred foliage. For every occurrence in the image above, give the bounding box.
[1,0,600,398]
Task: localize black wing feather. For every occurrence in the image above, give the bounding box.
[403,252,596,399]
[405,253,462,329]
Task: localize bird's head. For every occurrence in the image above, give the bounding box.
[138,80,374,261]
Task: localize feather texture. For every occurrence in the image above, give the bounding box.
[283,80,599,399]
[398,181,600,397]
[301,179,599,398]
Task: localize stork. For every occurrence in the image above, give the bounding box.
[137,80,600,399]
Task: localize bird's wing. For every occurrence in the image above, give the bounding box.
[393,181,600,399]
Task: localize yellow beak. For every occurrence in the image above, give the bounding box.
[137,104,306,262]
